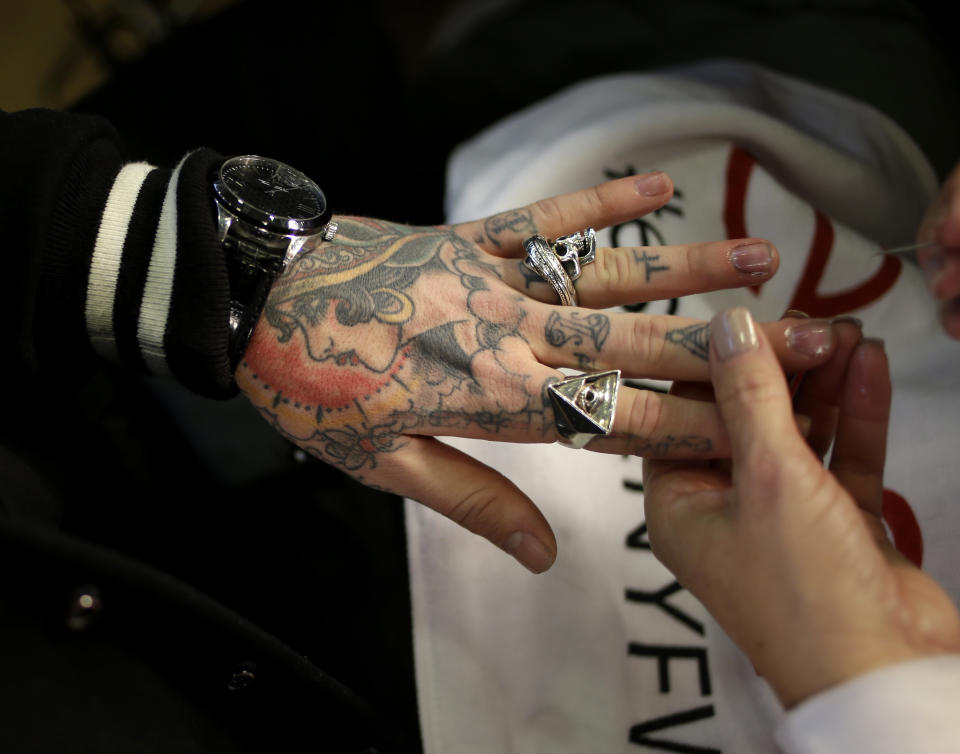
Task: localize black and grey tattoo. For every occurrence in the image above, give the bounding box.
[664,323,710,361]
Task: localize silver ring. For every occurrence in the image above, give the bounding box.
[523,234,578,306]
[553,227,597,281]
[546,369,620,448]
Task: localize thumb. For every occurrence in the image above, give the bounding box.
[365,435,557,574]
[709,307,817,496]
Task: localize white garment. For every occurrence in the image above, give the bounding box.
[406,60,960,753]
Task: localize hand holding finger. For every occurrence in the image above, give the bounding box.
[791,316,865,458]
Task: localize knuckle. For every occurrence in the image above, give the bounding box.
[717,370,784,414]
[626,388,666,441]
[595,248,631,292]
[532,196,566,231]
[628,313,662,363]
[447,484,503,536]
[686,242,712,279]
[585,184,608,217]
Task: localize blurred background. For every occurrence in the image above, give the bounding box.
[5,0,959,229]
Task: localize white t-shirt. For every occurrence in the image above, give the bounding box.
[405,59,960,753]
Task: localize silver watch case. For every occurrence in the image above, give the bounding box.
[213,155,337,272]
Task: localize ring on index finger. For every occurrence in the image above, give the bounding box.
[522,227,596,306]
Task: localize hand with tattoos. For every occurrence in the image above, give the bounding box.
[917,160,960,338]
[643,309,960,707]
[237,172,838,572]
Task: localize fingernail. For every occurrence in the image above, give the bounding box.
[505,531,555,574]
[731,242,774,276]
[796,414,812,437]
[711,307,759,361]
[635,171,669,196]
[831,316,863,329]
[782,308,809,320]
[785,319,833,357]
[861,336,886,351]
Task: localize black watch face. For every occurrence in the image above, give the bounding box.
[217,156,329,234]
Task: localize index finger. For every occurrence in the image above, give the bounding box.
[454,172,675,256]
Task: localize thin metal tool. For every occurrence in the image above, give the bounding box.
[875,240,937,257]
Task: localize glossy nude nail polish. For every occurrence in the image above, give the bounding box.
[711,307,759,361]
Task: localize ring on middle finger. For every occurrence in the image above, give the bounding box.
[523,234,578,306]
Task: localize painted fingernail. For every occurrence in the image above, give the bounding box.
[635,171,669,196]
[711,307,759,361]
[505,531,555,574]
[731,242,774,276]
[786,319,833,357]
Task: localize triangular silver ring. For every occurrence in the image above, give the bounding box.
[546,369,620,448]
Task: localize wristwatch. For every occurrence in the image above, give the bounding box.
[212,154,338,370]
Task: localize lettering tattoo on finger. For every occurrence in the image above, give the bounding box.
[483,209,537,248]
[544,311,611,352]
[616,433,713,456]
[632,249,670,283]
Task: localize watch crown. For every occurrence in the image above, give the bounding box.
[322,221,339,242]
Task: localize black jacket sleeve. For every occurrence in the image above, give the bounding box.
[1,108,236,398]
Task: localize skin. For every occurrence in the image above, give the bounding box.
[643,309,960,707]
[238,172,839,573]
[917,160,960,338]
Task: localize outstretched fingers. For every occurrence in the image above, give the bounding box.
[503,238,779,308]
[525,308,837,381]
[455,172,675,256]
[364,435,557,573]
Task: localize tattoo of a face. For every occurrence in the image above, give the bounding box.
[483,209,537,248]
[664,323,710,361]
[237,216,554,475]
[544,310,610,352]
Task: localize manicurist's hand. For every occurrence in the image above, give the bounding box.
[238,174,838,573]
[643,307,960,706]
[917,160,960,338]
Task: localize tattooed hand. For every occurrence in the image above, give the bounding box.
[238,172,838,573]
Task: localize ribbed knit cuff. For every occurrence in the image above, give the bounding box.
[58,145,235,398]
